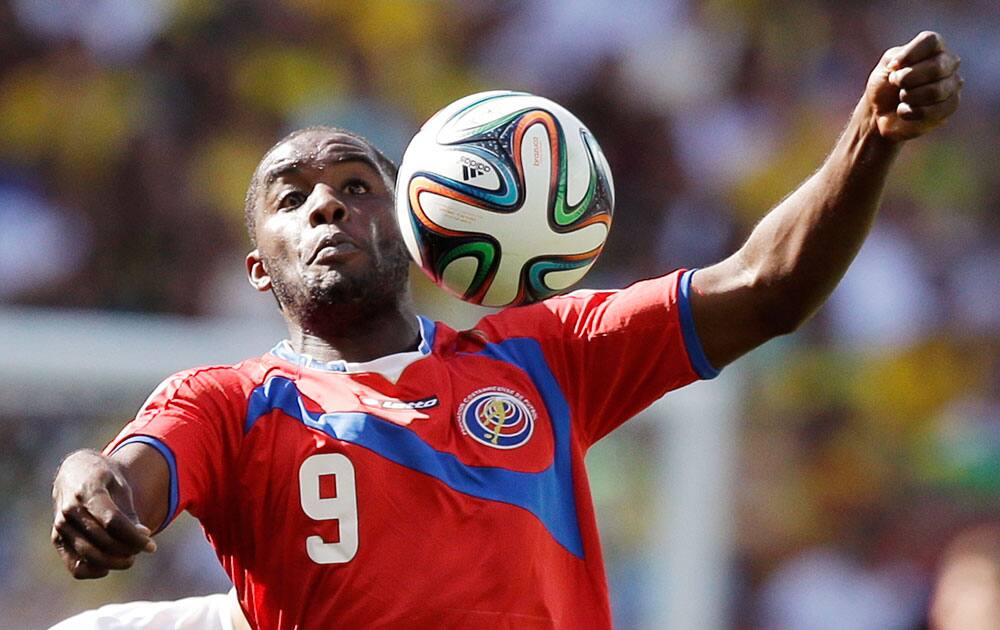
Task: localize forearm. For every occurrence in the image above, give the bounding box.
[108,443,171,531]
[691,104,900,366]
[738,102,901,329]
[689,31,960,369]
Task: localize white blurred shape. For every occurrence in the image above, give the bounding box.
[826,222,935,351]
[949,246,1000,334]
[13,0,175,62]
[0,186,92,299]
[621,24,744,110]
[474,0,683,93]
[759,547,925,630]
[671,102,779,191]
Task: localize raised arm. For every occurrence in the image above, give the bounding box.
[51,443,167,579]
[689,31,962,369]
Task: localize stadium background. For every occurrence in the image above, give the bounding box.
[1,1,997,628]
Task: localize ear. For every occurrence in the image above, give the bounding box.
[245,249,272,292]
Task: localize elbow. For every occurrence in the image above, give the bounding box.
[758,305,811,338]
[745,268,816,339]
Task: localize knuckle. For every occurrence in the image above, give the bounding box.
[95,508,119,529]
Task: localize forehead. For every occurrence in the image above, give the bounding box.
[260,131,382,184]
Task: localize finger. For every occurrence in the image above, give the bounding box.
[890,31,945,69]
[58,518,137,571]
[879,45,905,66]
[53,525,111,579]
[65,505,144,557]
[897,92,960,122]
[890,53,961,89]
[73,559,110,579]
[900,74,964,107]
[84,492,157,553]
[52,525,79,567]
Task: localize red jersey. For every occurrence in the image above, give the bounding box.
[106,269,718,629]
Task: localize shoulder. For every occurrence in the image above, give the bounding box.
[138,358,271,416]
[466,286,634,342]
[461,271,688,344]
[444,290,611,349]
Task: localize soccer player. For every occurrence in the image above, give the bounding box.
[51,32,961,628]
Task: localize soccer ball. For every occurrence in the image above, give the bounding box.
[395,90,615,307]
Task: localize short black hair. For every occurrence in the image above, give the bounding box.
[243,126,398,246]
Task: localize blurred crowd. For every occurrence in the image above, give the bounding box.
[1,0,997,628]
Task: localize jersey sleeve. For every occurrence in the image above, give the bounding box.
[476,269,719,446]
[103,367,248,530]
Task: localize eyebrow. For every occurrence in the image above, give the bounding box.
[262,152,379,189]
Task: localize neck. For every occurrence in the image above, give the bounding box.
[285,301,421,364]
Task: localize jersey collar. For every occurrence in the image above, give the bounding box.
[269,316,436,382]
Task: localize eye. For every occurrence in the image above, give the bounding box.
[278,190,307,210]
[343,179,370,195]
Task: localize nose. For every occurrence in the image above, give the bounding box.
[308,184,348,227]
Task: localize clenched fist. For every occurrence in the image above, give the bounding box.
[52,449,157,579]
[866,31,963,142]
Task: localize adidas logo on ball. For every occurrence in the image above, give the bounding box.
[459,156,491,181]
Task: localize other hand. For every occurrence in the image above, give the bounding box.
[866,31,963,142]
[51,450,157,579]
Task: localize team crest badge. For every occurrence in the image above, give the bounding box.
[457,387,536,449]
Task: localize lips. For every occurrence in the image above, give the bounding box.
[308,233,360,264]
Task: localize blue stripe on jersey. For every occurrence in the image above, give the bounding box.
[678,269,720,380]
[416,315,436,354]
[245,337,584,558]
[112,435,180,532]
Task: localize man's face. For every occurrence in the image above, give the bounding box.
[246,130,410,318]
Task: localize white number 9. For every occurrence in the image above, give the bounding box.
[298,453,359,564]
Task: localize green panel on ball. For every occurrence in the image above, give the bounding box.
[435,240,497,298]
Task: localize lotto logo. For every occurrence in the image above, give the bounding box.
[360,395,439,410]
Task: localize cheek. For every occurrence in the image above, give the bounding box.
[266,215,304,250]
[259,220,305,271]
[372,208,403,241]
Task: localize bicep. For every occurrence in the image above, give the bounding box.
[110,441,171,533]
[689,254,777,369]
